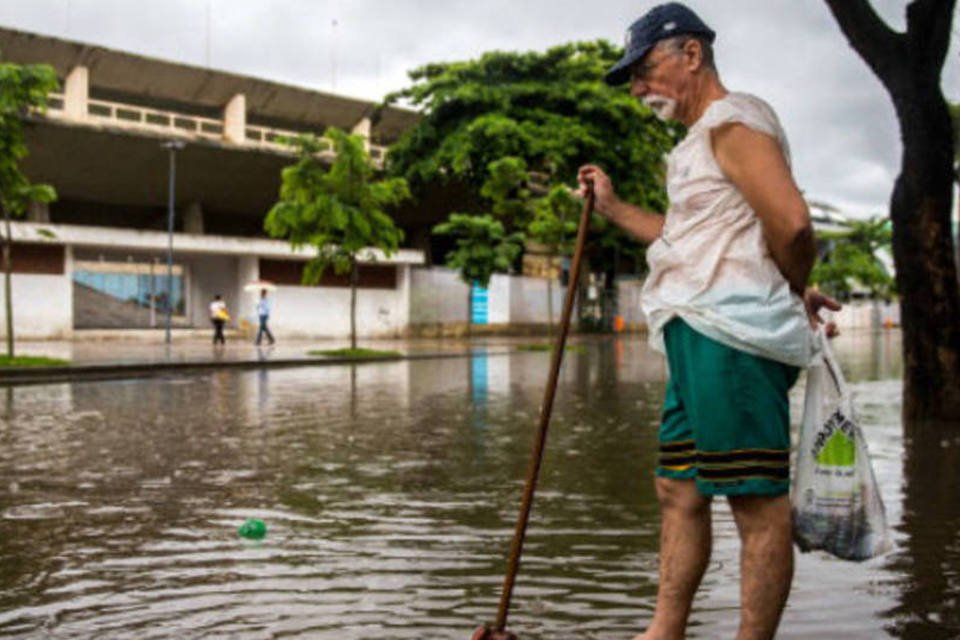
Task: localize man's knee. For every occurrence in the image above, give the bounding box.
[728,494,792,538]
[655,477,711,516]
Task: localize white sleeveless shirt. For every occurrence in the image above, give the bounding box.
[640,92,812,367]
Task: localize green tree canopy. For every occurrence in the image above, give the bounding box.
[812,216,895,300]
[383,42,680,276]
[265,128,409,348]
[384,41,676,209]
[433,213,523,289]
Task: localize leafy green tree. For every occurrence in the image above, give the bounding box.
[383,42,679,274]
[0,58,58,357]
[432,213,523,333]
[812,217,895,300]
[265,128,409,350]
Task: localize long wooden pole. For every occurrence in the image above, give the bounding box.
[493,186,593,633]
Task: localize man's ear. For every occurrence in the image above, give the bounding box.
[684,39,703,72]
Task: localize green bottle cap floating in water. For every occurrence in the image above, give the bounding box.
[238,518,267,540]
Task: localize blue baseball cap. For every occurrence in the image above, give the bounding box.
[604,2,716,85]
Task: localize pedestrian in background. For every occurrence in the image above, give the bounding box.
[209,293,228,346]
[255,288,275,346]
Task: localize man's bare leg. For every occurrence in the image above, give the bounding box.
[728,493,794,640]
[633,477,712,640]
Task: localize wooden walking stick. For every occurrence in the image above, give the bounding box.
[472,184,595,640]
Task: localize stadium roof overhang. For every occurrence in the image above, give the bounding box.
[0,26,419,143]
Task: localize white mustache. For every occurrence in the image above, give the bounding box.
[642,94,677,121]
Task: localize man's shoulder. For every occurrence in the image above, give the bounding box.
[701,92,785,144]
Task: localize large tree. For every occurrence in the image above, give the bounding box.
[0,58,58,358]
[265,128,409,350]
[825,0,959,425]
[382,42,679,275]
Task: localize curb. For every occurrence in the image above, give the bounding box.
[0,347,519,387]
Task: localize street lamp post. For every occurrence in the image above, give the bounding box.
[162,140,185,344]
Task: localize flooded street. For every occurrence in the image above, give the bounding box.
[0,331,957,639]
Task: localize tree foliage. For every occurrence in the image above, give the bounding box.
[0,56,59,357]
[812,217,895,300]
[265,128,409,348]
[383,42,679,275]
[432,213,523,289]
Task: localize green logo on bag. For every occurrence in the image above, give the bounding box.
[813,410,856,467]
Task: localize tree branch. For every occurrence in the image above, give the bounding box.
[824,0,905,88]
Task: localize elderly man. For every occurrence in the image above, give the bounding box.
[578,3,839,639]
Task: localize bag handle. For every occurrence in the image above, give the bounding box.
[815,328,854,417]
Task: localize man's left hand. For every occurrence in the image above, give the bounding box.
[803,287,841,337]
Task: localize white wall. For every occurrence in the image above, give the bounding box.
[409,267,469,325]
[186,254,240,327]
[487,274,511,324]
[823,299,899,330]
[616,277,648,328]
[0,274,72,338]
[268,268,411,338]
[509,275,564,324]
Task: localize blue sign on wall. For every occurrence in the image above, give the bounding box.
[471,282,489,325]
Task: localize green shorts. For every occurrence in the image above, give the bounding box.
[656,318,799,497]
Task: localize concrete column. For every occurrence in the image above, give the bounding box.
[64,65,89,121]
[27,201,50,223]
[223,94,246,144]
[351,116,372,152]
[183,201,204,235]
[64,245,75,337]
[236,255,259,329]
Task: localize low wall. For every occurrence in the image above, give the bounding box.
[0,274,72,339]
[616,277,647,330]
[409,267,569,331]
[253,268,411,339]
[409,267,468,325]
[823,299,899,330]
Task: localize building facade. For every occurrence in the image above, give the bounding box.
[0,26,425,339]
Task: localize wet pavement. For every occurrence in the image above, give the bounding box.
[0,329,958,639]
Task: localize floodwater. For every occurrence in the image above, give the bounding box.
[0,331,957,639]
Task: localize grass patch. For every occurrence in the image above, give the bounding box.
[308,348,401,359]
[516,343,587,354]
[0,355,70,368]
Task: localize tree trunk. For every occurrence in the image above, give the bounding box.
[3,206,13,358]
[466,283,473,339]
[349,258,358,351]
[826,0,960,426]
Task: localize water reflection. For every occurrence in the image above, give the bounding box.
[0,330,957,638]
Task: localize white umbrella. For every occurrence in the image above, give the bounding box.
[244,280,277,293]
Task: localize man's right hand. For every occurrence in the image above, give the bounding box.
[576,163,666,244]
[577,164,619,219]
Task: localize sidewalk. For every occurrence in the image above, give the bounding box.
[0,332,562,385]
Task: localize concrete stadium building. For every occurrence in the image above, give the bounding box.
[0,26,429,339]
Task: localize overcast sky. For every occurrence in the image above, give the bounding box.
[0,0,958,217]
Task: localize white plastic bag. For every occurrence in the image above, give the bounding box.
[791,331,892,561]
